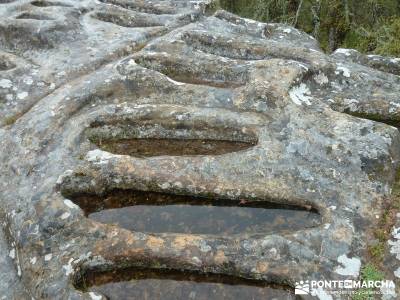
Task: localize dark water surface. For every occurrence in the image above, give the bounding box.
[91,138,256,157]
[74,192,313,299]
[75,190,321,235]
[83,268,296,300]
[89,203,320,235]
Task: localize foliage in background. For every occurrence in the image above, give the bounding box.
[219,0,400,56]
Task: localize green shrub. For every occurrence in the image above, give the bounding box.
[375,17,400,56]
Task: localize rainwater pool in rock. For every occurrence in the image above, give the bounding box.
[82,268,296,300]
[78,191,321,235]
[91,138,256,157]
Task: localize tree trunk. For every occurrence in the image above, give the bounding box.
[293,0,304,27]
[328,27,336,53]
[311,0,321,39]
[343,0,350,24]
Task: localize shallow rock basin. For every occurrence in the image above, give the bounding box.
[73,190,321,235]
[91,138,256,157]
[79,268,296,300]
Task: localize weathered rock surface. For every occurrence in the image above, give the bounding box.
[1,0,400,299]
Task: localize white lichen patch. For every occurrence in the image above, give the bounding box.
[394,267,400,278]
[86,149,120,164]
[173,181,183,188]
[73,252,92,265]
[380,281,397,300]
[289,83,312,106]
[295,62,309,71]
[199,241,212,252]
[17,92,28,100]
[64,199,78,209]
[23,77,33,85]
[334,48,355,56]
[159,182,171,189]
[166,77,185,86]
[367,54,381,60]
[336,65,351,78]
[267,247,280,260]
[334,254,361,276]
[56,71,66,78]
[0,79,12,88]
[9,249,15,259]
[191,256,202,266]
[56,169,73,185]
[60,212,70,220]
[389,102,400,113]
[314,72,329,85]
[63,258,74,276]
[89,292,102,300]
[343,98,359,111]
[389,227,400,260]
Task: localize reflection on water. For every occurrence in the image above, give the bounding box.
[89,203,320,235]
[90,138,256,157]
[73,190,310,299]
[81,268,296,300]
[71,190,321,235]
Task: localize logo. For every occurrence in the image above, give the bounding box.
[294,279,396,296]
[295,280,310,295]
